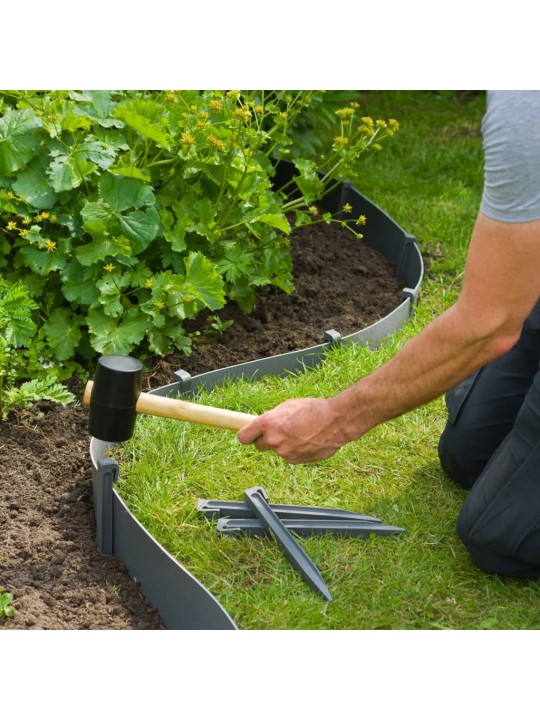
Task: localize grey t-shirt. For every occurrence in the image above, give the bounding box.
[480,90,540,223]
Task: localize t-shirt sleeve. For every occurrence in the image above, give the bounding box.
[480,90,540,223]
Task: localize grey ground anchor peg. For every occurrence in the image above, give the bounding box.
[197,498,383,523]
[244,486,333,602]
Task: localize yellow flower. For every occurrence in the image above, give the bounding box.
[372,143,382,151]
[22,216,32,225]
[209,100,222,112]
[6,191,15,199]
[376,119,387,129]
[153,300,165,310]
[45,239,56,252]
[50,214,57,222]
[356,214,367,226]
[387,118,400,136]
[18,228,30,238]
[103,263,115,272]
[342,203,353,214]
[6,221,17,231]
[334,136,349,146]
[279,111,288,120]
[145,279,154,289]
[198,111,209,121]
[309,205,319,216]
[207,135,225,152]
[254,105,264,115]
[362,116,375,132]
[36,211,51,221]
[226,90,240,101]
[181,132,196,146]
[165,91,178,104]
[336,107,355,118]
[232,107,251,123]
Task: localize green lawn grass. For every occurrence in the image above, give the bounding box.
[113,91,540,629]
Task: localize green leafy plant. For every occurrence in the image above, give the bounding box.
[0,587,15,619]
[0,90,398,364]
[0,278,75,420]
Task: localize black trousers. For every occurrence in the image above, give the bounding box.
[438,298,540,577]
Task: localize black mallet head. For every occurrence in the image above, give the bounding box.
[86,355,143,442]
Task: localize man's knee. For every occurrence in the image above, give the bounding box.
[456,434,540,578]
[457,507,540,578]
[438,423,482,490]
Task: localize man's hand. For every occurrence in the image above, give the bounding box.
[237,397,349,465]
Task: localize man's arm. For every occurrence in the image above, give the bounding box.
[237,212,540,464]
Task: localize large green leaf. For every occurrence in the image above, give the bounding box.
[82,182,159,254]
[293,158,325,205]
[43,308,83,360]
[141,305,167,329]
[96,272,131,318]
[251,247,293,293]
[0,108,42,174]
[109,165,151,182]
[17,244,67,276]
[113,99,173,149]
[74,90,125,128]
[87,307,149,355]
[47,152,96,192]
[184,252,225,310]
[75,235,132,266]
[80,201,112,239]
[60,260,100,305]
[215,244,255,283]
[164,214,189,253]
[146,321,191,356]
[117,207,159,252]
[99,173,154,212]
[256,213,291,234]
[13,158,57,209]
[78,137,116,169]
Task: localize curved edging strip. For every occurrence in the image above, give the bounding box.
[89,181,424,630]
[90,441,237,629]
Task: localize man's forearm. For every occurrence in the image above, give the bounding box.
[328,301,522,443]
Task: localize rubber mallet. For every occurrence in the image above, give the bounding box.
[83,354,256,442]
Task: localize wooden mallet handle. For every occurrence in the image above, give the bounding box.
[83,380,256,432]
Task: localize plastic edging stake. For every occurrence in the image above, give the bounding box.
[244,486,332,602]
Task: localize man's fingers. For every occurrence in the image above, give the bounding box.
[237,418,264,445]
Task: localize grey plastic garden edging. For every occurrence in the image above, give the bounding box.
[89,174,424,630]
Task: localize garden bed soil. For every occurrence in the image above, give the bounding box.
[0,220,404,630]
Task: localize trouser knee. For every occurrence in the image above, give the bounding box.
[456,507,540,578]
[456,434,540,579]
[438,423,482,490]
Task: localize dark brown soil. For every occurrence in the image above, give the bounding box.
[0,220,404,630]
